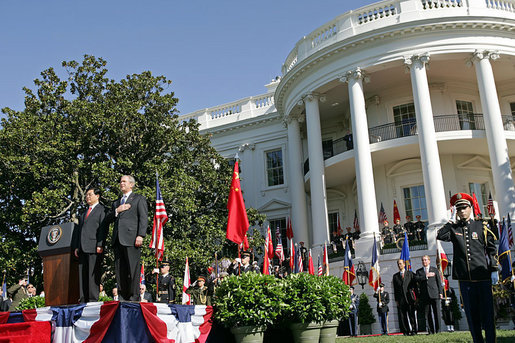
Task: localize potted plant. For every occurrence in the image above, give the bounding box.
[214,272,285,343]
[318,276,351,343]
[357,293,375,335]
[281,273,325,343]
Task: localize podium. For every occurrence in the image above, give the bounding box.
[38,222,79,306]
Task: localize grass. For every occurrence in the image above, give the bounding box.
[335,330,515,342]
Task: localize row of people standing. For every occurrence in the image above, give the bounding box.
[381,216,426,246]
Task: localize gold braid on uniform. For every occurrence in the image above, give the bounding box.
[483,221,500,267]
[199,287,207,305]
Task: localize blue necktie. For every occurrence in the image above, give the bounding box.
[121,196,126,205]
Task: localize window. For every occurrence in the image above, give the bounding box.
[268,218,287,251]
[393,103,416,137]
[328,212,339,240]
[468,182,488,216]
[456,100,475,130]
[266,149,284,187]
[403,185,428,220]
[322,140,334,160]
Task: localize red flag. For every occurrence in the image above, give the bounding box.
[353,210,360,232]
[323,243,329,276]
[263,246,270,275]
[393,200,401,223]
[337,215,343,236]
[472,192,481,216]
[289,239,295,272]
[226,161,250,245]
[308,249,315,275]
[150,176,168,261]
[286,217,294,239]
[266,226,274,260]
[182,257,191,305]
[487,193,495,217]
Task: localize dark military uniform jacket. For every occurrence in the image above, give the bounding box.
[437,219,497,281]
[155,273,176,303]
[373,290,389,314]
[186,285,212,306]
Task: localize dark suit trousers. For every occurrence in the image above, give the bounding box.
[348,312,357,336]
[460,280,496,343]
[398,302,417,334]
[79,251,102,302]
[423,298,440,334]
[114,239,141,301]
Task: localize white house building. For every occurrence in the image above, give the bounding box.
[182,0,515,334]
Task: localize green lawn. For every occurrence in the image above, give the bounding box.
[335,330,515,342]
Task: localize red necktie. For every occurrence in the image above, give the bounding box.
[86,207,92,219]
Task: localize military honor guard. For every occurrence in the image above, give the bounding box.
[186,275,213,306]
[437,192,498,343]
[373,283,390,335]
[348,286,359,337]
[152,260,176,303]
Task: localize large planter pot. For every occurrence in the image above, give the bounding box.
[231,325,266,343]
[359,323,372,335]
[319,320,339,343]
[289,322,322,343]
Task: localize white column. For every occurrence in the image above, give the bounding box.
[340,69,379,239]
[472,50,515,218]
[405,54,448,229]
[286,115,310,246]
[302,93,330,248]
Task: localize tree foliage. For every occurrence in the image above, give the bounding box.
[0,55,254,293]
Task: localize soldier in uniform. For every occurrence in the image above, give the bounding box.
[299,242,308,271]
[414,215,425,241]
[373,283,390,335]
[404,216,415,241]
[437,192,498,343]
[381,220,393,245]
[186,275,213,306]
[152,261,176,303]
[392,218,404,241]
[348,286,359,337]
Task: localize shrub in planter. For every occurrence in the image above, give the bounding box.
[16,295,46,310]
[282,273,325,324]
[318,275,351,322]
[357,293,375,325]
[214,272,285,328]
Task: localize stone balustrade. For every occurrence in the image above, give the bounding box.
[281,0,515,75]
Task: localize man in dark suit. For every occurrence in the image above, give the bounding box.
[138,284,153,303]
[415,255,442,334]
[392,259,418,335]
[373,283,390,335]
[108,175,148,301]
[73,187,106,303]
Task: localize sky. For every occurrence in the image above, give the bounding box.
[0,0,375,118]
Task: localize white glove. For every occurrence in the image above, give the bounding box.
[491,271,499,285]
[379,302,383,307]
[235,258,241,264]
[511,275,515,282]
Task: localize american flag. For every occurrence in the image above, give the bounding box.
[275,227,285,262]
[378,202,387,224]
[353,210,360,232]
[508,213,514,248]
[317,256,323,276]
[487,193,495,217]
[182,257,191,305]
[150,175,168,261]
[297,248,303,273]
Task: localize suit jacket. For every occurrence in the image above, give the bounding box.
[415,266,442,300]
[108,193,148,247]
[140,291,153,302]
[392,270,416,305]
[73,204,107,254]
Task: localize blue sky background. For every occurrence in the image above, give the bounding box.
[0,0,374,118]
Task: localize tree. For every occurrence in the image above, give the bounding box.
[0,55,250,292]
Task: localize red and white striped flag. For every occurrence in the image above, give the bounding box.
[378,202,387,224]
[508,214,514,248]
[436,240,448,277]
[317,255,323,276]
[182,257,191,305]
[275,227,285,263]
[353,210,360,232]
[150,176,168,261]
[298,251,304,273]
[487,193,495,217]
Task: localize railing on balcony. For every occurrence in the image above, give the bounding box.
[303,114,515,174]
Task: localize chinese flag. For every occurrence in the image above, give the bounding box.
[393,200,401,223]
[226,161,250,245]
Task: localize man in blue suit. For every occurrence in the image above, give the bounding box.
[107,175,148,301]
[73,187,107,302]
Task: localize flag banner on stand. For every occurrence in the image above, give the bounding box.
[149,175,168,261]
[487,192,495,217]
[182,257,191,305]
[323,242,329,276]
[286,217,294,240]
[1,302,213,343]
[368,236,381,291]
[508,214,514,248]
[308,249,314,275]
[498,218,513,283]
[342,239,356,286]
[378,203,387,224]
[266,226,274,260]
[353,210,360,232]
[289,239,295,272]
[275,228,285,263]
[140,263,145,285]
[472,192,482,217]
[226,160,250,246]
[317,256,323,276]
[400,233,411,270]
[393,200,401,223]
[436,239,448,280]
